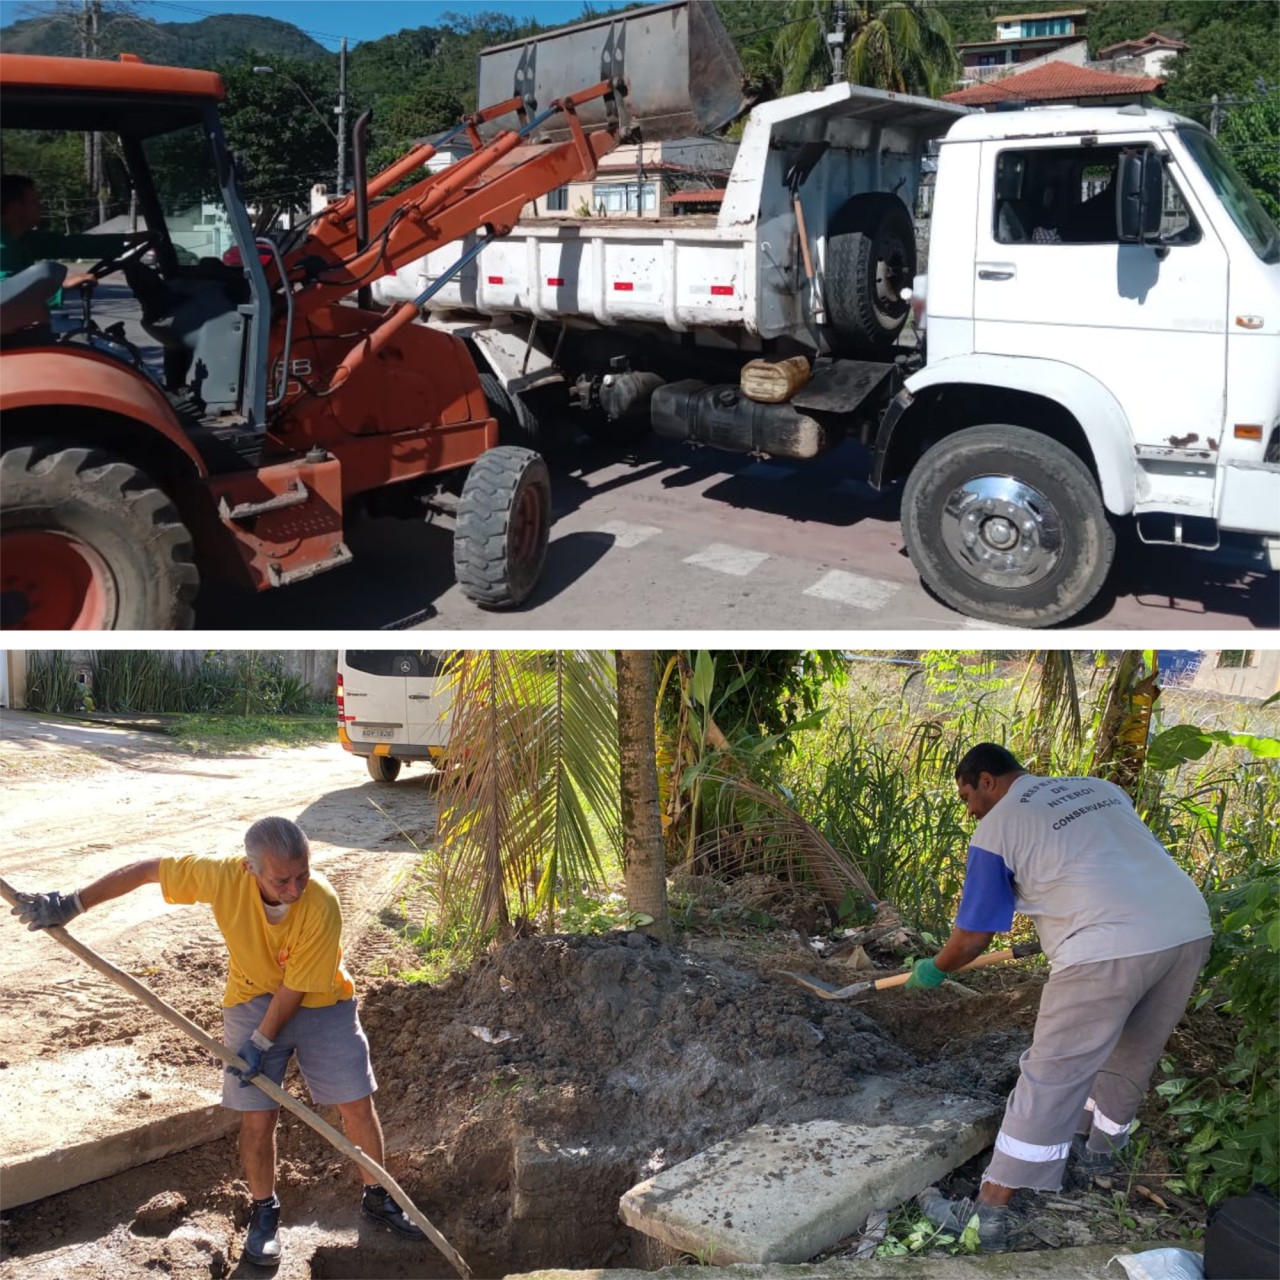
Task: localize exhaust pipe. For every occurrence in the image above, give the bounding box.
[476,1,748,143]
[651,380,833,460]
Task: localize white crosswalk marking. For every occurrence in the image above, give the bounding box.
[803,569,899,611]
[596,519,663,549]
[683,543,770,576]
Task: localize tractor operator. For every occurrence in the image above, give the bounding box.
[905,742,1212,1251]
[10,815,426,1269]
[0,173,136,303]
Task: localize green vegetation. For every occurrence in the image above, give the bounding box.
[167,713,333,751]
[404,649,1278,1210]
[25,649,332,717]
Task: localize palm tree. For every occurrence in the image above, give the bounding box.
[616,651,672,940]
[774,0,961,97]
[434,650,621,947]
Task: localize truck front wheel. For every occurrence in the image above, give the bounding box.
[1,444,198,630]
[453,446,551,609]
[900,426,1114,627]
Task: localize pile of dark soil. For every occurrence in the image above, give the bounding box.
[4,927,1214,1278]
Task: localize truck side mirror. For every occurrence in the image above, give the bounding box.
[1117,149,1163,243]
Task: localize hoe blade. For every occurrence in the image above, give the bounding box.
[476,0,748,143]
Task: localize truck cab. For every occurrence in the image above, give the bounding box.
[882,104,1280,624]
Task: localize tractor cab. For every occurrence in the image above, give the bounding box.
[0,54,271,424]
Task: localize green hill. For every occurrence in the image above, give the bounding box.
[0,11,327,67]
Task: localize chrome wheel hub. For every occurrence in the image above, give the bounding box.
[940,475,1063,587]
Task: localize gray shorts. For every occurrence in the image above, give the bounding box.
[221,994,377,1112]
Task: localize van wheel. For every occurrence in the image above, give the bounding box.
[825,193,916,353]
[900,425,1114,627]
[366,755,402,783]
[454,446,551,609]
[1,444,198,630]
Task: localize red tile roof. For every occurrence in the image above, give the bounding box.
[1097,31,1188,57]
[945,59,1162,105]
[667,189,725,204]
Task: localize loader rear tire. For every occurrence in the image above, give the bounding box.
[453,446,551,609]
[826,193,916,353]
[366,755,402,783]
[0,444,198,630]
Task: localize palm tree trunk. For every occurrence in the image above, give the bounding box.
[1091,650,1160,802]
[616,650,671,941]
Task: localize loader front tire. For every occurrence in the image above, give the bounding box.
[453,446,551,609]
[1,444,198,630]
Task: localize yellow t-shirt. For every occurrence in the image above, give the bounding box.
[159,854,354,1008]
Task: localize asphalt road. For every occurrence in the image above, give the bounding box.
[80,285,1278,634]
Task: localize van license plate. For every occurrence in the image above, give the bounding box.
[360,727,390,739]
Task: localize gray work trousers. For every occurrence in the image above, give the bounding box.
[983,935,1212,1192]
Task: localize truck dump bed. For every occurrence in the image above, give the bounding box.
[375,83,969,344]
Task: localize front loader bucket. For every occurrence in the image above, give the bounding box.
[476,0,747,143]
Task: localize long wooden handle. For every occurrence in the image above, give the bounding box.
[793,196,815,283]
[0,875,470,1280]
[875,944,1038,991]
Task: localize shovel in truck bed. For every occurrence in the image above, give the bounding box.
[475,0,749,143]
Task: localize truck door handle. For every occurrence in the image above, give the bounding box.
[978,267,1015,281]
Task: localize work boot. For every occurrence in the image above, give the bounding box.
[1070,1133,1119,1176]
[361,1184,427,1239]
[243,1193,281,1267]
[917,1186,1009,1252]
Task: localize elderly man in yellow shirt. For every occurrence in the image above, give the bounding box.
[11,816,425,1269]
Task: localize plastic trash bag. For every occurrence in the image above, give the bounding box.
[1110,1247,1204,1280]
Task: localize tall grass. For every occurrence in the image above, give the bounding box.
[779,655,1276,928]
[24,651,328,716]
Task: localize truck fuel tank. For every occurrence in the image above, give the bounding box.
[651,380,833,460]
[476,0,748,143]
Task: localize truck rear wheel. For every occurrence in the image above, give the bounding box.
[826,193,916,353]
[453,446,551,609]
[900,425,1114,627]
[1,444,198,630]
[366,755,402,783]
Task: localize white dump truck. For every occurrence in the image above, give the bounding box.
[377,15,1280,627]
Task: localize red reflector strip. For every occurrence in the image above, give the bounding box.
[710,285,734,296]
[338,714,356,723]
[487,275,504,285]
[546,276,565,286]
[613,281,633,291]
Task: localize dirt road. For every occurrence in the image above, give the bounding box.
[0,711,439,1071]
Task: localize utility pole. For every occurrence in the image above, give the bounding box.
[336,37,348,196]
[1209,93,1221,137]
[828,0,847,84]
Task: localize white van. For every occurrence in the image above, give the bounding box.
[336,650,454,783]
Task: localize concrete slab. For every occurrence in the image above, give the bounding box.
[619,1079,1001,1265]
[510,1244,1200,1279]
[0,1042,235,1209]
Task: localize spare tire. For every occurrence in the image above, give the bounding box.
[825,193,916,353]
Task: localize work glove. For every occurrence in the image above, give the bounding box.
[903,956,946,989]
[10,890,84,931]
[229,1029,274,1088]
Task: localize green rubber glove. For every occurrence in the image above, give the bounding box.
[904,957,946,989]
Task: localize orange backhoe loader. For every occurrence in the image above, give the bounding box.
[0,0,745,628]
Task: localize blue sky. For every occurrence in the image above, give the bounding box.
[1,1,638,49]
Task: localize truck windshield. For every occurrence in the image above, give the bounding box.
[1177,125,1279,264]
